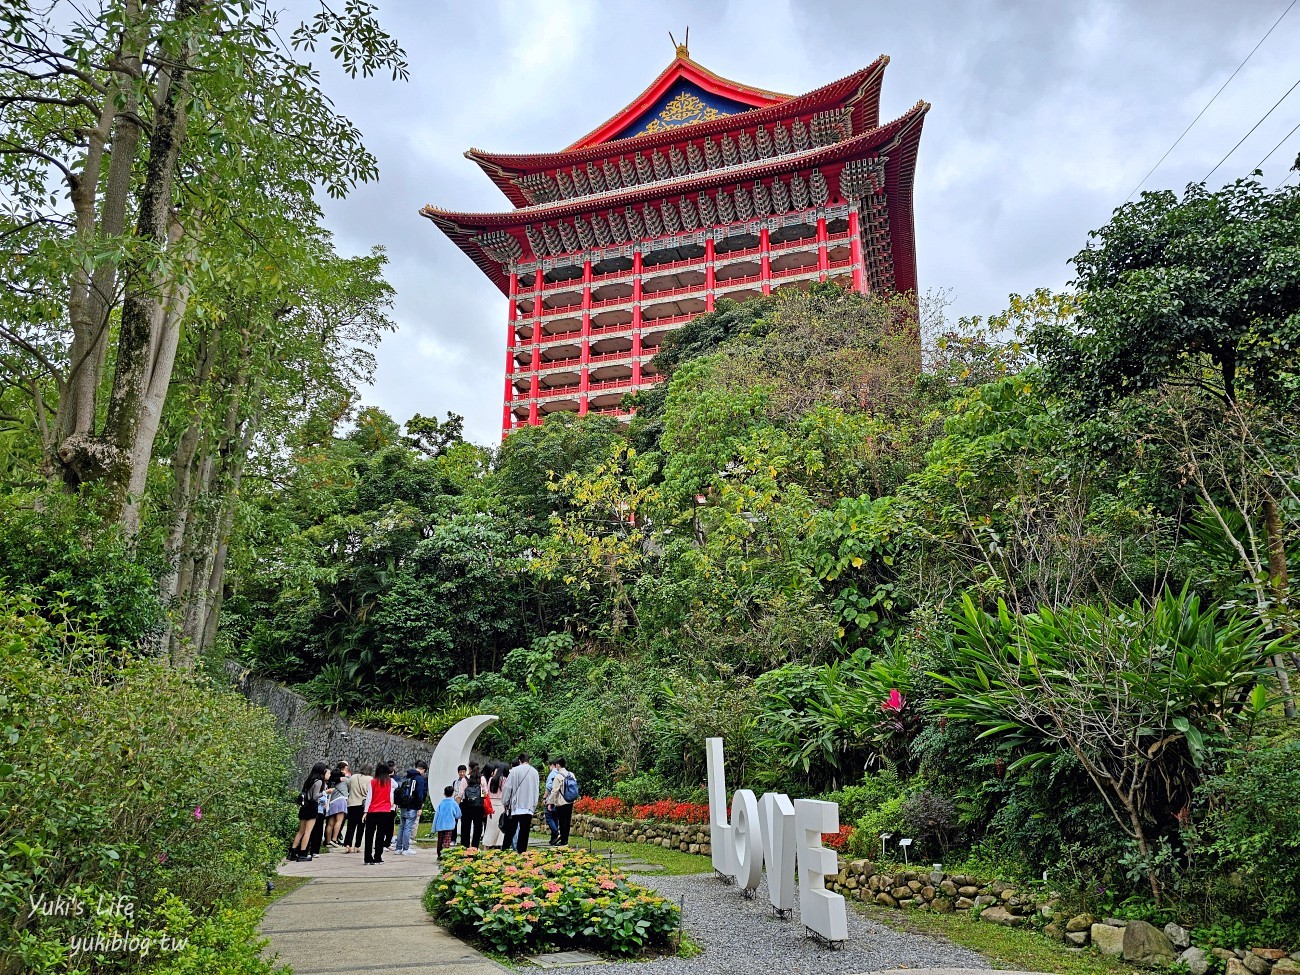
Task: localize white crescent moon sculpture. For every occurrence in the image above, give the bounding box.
[429,714,499,796]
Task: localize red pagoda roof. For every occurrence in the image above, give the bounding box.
[465,55,889,208]
[566,50,790,150]
[423,100,929,295]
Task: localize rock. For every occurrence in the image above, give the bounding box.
[988,881,1008,896]
[1041,903,1055,920]
[1272,961,1300,975]
[921,886,936,900]
[981,906,1025,927]
[929,870,945,885]
[1164,923,1191,950]
[1065,931,1090,947]
[1242,954,1271,975]
[1181,947,1210,975]
[933,899,955,914]
[1000,888,1018,902]
[1123,920,1178,967]
[955,896,975,910]
[1254,951,1288,963]
[940,880,958,896]
[973,894,999,908]
[1214,949,1239,962]
[958,885,979,897]
[875,892,898,907]
[1067,913,1095,933]
[1228,960,1252,975]
[1104,917,1128,927]
[892,886,911,899]
[1043,922,1063,942]
[907,880,923,893]
[1091,923,1126,957]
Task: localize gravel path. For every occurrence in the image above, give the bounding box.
[564,871,992,974]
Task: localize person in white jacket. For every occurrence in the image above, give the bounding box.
[498,753,540,853]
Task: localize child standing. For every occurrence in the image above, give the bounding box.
[433,785,461,859]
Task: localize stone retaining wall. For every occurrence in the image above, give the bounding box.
[569,814,712,855]
[227,665,440,782]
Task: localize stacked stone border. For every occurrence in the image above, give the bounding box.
[570,813,1299,973]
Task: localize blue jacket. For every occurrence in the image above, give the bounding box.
[433,797,461,831]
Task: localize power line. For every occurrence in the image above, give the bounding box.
[1204,76,1300,182]
[1125,0,1297,201]
[1253,117,1300,171]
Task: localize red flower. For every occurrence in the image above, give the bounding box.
[823,825,855,851]
[881,689,906,713]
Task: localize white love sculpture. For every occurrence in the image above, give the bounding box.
[705,736,846,941]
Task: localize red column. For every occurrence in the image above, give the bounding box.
[760,227,771,295]
[579,257,592,415]
[847,208,866,294]
[632,249,643,386]
[529,268,543,425]
[704,237,715,311]
[816,216,829,281]
[632,328,642,387]
[502,272,518,438]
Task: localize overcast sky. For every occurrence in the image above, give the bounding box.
[306,0,1300,446]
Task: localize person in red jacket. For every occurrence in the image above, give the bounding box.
[362,762,395,865]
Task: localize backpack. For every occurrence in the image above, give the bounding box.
[463,779,484,808]
[396,776,420,810]
[562,772,579,803]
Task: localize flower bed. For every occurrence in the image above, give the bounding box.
[573,796,711,824]
[424,847,680,956]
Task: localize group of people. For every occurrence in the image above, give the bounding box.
[430,755,580,859]
[289,758,430,865]
[289,753,580,864]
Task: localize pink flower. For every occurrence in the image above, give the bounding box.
[193,805,203,820]
[882,689,906,713]
[158,853,168,864]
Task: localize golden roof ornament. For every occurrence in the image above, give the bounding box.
[669,27,689,59]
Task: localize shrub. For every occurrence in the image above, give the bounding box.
[0,493,165,655]
[823,769,903,821]
[1192,739,1300,940]
[900,788,958,855]
[0,588,294,974]
[424,847,679,956]
[612,770,675,806]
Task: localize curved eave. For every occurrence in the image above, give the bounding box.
[879,108,927,295]
[468,56,889,207]
[424,100,929,297]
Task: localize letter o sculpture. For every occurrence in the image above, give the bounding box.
[730,789,762,892]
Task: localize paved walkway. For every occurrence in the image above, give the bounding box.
[260,844,505,974]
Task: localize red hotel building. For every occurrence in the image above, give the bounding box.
[422,45,927,438]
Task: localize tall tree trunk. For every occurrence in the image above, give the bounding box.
[121,217,198,534]
[1264,497,1297,719]
[83,0,204,526]
[54,0,146,480]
